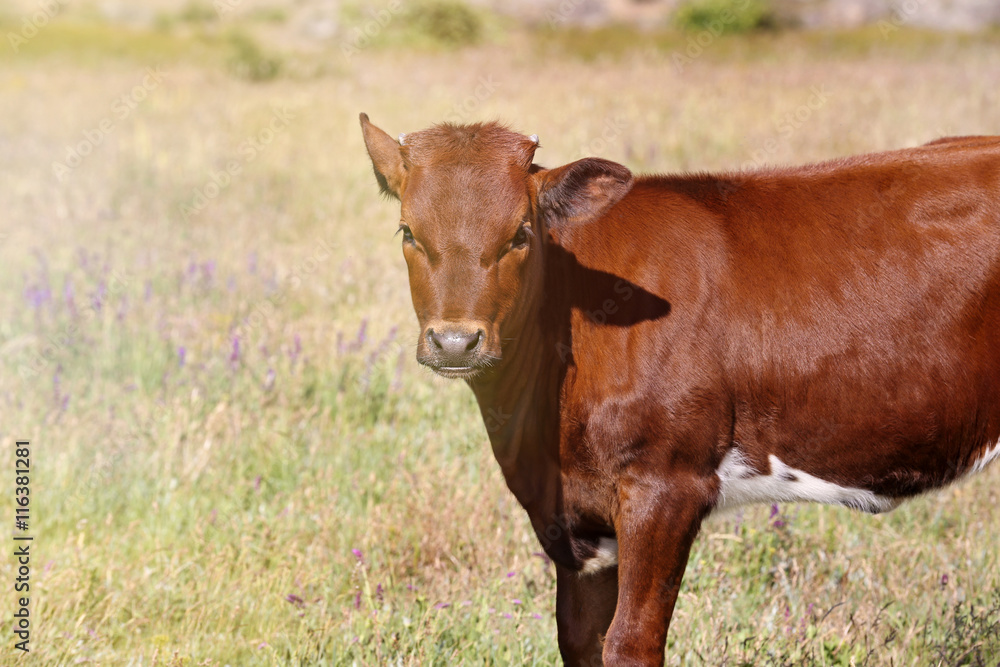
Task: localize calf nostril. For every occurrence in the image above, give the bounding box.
[465,330,484,352]
[427,328,443,350]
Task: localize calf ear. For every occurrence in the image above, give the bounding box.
[534,158,633,226]
[360,113,406,199]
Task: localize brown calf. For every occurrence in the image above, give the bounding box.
[360,113,1000,665]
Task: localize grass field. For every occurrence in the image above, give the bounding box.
[1,5,999,665]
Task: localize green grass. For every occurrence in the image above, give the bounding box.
[0,18,216,63]
[529,22,1000,64]
[0,8,999,665]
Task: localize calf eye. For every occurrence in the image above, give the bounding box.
[511,224,531,249]
[397,224,414,244]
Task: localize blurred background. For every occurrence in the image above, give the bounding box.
[1,0,998,664]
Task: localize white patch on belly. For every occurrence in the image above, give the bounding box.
[580,537,618,574]
[714,450,899,515]
[971,440,1000,474]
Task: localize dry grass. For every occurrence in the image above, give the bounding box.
[0,10,998,665]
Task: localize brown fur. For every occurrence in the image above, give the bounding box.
[361,113,1000,665]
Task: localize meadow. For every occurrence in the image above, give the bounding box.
[0,4,999,665]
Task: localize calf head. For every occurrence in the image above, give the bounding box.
[360,113,633,379]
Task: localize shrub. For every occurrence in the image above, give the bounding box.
[225,31,282,82]
[178,2,218,24]
[405,1,483,47]
[674,0,775,34]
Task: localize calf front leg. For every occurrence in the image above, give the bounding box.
[557,563,619,666]
[602,473,715,666]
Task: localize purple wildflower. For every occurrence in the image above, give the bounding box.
[376,583,384,604]
[769,504,780,519]
[254,475,262,492]
[532,613,543,620]
[92,281,106,312]
[351,548,364,563]
[434,602,451,610]
[24,285,45,309]
[354,590,362,610]
[356,319,368,348]
[264,368,276,391]
[285,593,305,609]
[940,573,949,587]
[202,260,216,285]
[506,571,516,578]
[532,551,552,566]
[178,346,186,368]
[392,348,405,391]
[502,613,512,619]
[512,599,522,605]
[230,336,241,364]
[63,278,75,308]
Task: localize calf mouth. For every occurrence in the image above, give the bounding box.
[423,362,489,380]
[433,365,481,379]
